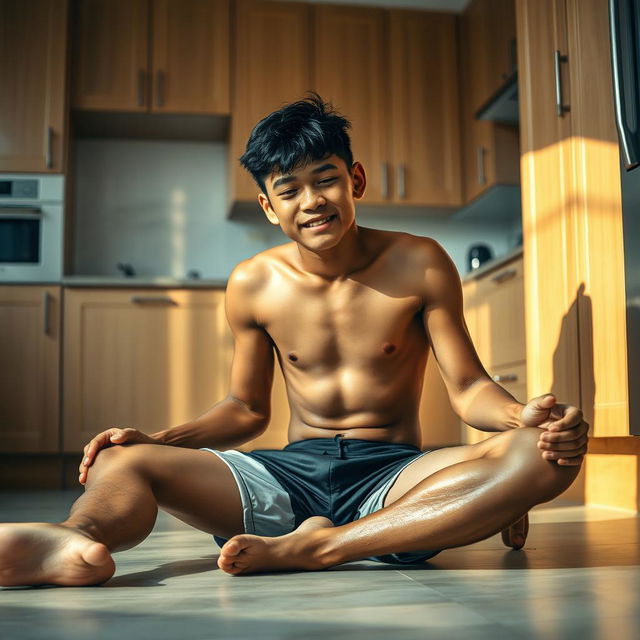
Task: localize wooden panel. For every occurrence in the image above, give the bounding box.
[388,10,462,207]
[63,289,231,451]
[566,0,629,437]
[152,0,230,114]
[230,0,313,202]
[72,0,149,111]
[419,349,463,448]
[0,0,68,172]
[486,0,518,99]
[314,5,388,204]
[0,286,60,453]
[473,256,526,368]
[459,0,520,203]
[517,0,581,412]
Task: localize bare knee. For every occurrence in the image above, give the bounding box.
[87,444,151,482]
[487,427,581,501]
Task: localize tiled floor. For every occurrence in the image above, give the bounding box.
[1,491,639,640]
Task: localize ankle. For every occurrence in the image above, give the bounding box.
[307,528,344,569]
[59,517,103,545]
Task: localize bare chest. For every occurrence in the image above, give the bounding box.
[258,279,426,370]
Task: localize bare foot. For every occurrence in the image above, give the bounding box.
[0,523,115,587]
[217,516,334,576]
[501,513,529,550]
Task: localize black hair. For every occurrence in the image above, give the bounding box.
[239,93,354,195]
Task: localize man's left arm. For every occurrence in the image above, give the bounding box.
[418,238,588,466]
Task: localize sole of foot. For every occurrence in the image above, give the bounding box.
[0,523,115,587]
[217,516,335,576]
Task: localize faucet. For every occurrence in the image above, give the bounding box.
[117,262,136,277]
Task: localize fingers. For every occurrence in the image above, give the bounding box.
[545,405,586,434]
[78,427,134,485]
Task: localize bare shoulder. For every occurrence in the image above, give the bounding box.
[226,243,296,326]
[366,229,459,293]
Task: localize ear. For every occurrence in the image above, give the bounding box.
[258,193,280,225]
[351,162,366,200]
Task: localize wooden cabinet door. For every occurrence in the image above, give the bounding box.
[72,0,149,111]
[388,10,462,207]
[565,0,627,436]
[63,289,233,451]
[151,0,229,114]
[517,0,582,413]
[0,286,60,453]
[230,0,313,203]
[314,6,388,205]
[0,0,68,172]
[486,0,518,100]
[459,0,520,203]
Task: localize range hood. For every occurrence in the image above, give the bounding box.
[475,70,519,125]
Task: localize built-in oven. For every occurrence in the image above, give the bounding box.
[0,174,64,282]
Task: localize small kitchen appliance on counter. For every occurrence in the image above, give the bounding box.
[466,243,493,273]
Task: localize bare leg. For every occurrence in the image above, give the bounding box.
[217,427,580,574]
[0,445,243,587]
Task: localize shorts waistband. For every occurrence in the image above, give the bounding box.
[283,436,421,459]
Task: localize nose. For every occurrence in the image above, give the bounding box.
[300,186,326,211]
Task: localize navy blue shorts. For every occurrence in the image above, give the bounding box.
[203,436,443,565]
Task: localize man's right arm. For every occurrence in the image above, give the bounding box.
[79,259,275,481]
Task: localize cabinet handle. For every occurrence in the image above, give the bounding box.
[492,373,518,383]
[45,126,53,169]
[156,70,165,108]
[130,295,177,306]
[476,146,486,185]
[397,164,406,200]
[554,50,570,117]
[43,291,51,335]
[491,268,517,284]
[137,69,145,107]
[380,162,389,198]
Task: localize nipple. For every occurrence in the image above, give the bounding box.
[382,342,396,354]
[288,352,298,362]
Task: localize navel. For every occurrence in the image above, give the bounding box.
[382,342,396,354]
[288,352,298,362]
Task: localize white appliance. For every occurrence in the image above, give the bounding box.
[0,174,64,282]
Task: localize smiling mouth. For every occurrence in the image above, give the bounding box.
[301,214,337,228]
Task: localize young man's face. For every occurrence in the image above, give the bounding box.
[258,154,366,251]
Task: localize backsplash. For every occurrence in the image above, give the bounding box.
[73,139,519,280]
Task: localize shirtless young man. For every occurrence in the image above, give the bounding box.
[0,95,589,586]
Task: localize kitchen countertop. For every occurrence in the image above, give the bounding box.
[461,245,523,282]
[61,276,228,288]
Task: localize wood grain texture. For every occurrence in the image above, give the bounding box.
[0,286,61,453]
[0,0,68,172]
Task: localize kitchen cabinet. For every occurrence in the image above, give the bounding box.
[63,288,231,451]
[229,0,313,204]
[460,255,527,444]
[459,0,520,203]
[0,0,68,173]
[229,1,462,210]
[62,288,291,452]
[517,0,628,438]
[72,0,229,115]
[315,6,462,207]
[387,10,462,206]
[0,286,61,453]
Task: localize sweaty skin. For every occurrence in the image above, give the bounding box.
[0,154,587,585]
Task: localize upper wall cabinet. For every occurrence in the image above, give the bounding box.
[72,0,229,114]
[229,1,462,211]
[230,0,314,204]
[459,0,520,203]
[0,0,68,173]
[315,6,462,207]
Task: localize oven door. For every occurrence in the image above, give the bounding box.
[0,203,62,281]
